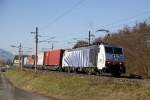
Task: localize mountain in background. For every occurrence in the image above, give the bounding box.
[0,48,14,63]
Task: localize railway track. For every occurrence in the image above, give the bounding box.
[21,67,150,85]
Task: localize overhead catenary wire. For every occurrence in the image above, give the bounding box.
[39,1,150,49]
[41,0,86,30]
[102,10,150,29]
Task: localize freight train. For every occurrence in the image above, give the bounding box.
[13,43,126,77]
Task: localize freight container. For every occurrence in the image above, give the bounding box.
[27,55,35,67]
[23,56,28,65]
[44,51,49,66]
[37,52,44,66]
[44,49,64,69]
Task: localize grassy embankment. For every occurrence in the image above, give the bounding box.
[5,70,150,100]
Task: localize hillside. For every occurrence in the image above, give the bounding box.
[104,21,150,76]
[0,49,14,64]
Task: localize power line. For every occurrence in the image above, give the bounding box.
[103,10,150,28]
[108,17,147,30]
[41,0,86,30]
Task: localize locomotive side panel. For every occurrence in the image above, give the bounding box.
[62,46,98,68]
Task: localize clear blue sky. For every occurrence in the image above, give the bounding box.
[1,0,150,54]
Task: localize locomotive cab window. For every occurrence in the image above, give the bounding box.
[105,47,113,54]
[113,48,123,54]
[105,47,123,55]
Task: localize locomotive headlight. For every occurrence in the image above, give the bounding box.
[119,62,122,65]
[107,61,110,64]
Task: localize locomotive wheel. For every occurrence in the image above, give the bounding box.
[86,68,93,75]
[96,70,102,76]
[57,67,62,72]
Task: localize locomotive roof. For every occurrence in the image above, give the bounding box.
[104,44,123,48]
[66,43,123,52]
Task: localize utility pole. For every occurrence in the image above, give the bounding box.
[35,27,38,73]
[31,27,38,73]
[51,43,54,50]
[19,43,22,71]
[89,30,91,46]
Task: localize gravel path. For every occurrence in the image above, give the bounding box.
[0,72,54,100]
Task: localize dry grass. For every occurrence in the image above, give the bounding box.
[5,70,150,100]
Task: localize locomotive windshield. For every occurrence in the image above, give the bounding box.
[105,47,113,54]
[113,48,123,54]
[105,46,123,54]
